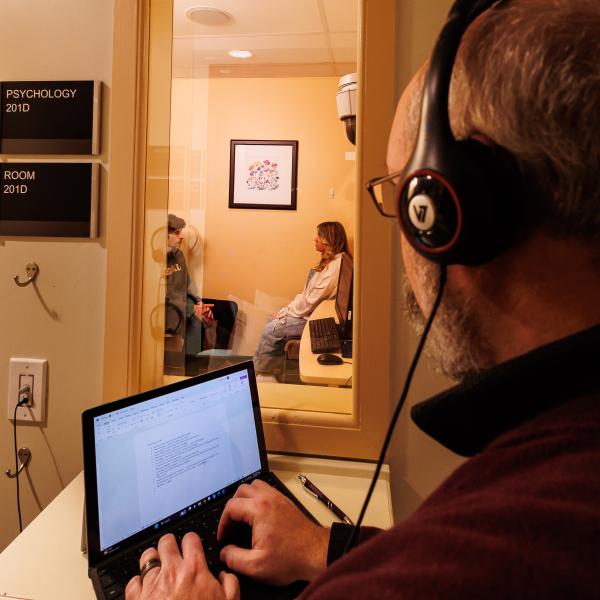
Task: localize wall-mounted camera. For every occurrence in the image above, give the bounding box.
[336,73,357,145]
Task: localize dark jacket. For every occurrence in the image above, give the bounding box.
[165,248,199,336]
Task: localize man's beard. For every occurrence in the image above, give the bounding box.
[401,257,494,382]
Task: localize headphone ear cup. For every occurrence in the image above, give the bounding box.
[455,139,522,263]
[398,166,463,262]
[398,139,519,265]
[151,226,168,263]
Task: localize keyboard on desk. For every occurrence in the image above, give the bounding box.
[309,317,341,353]
[91,472,310,600]
[95,500,228,599]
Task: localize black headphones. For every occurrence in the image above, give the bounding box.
[398,0,521,266]
[347,0,522,552]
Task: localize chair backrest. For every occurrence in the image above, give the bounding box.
[202,298,238,349]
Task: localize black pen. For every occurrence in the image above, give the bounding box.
[298,474,354,525]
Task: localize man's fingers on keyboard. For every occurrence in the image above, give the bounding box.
[249,479,271,492]
[181,531,209,570]
[157,533,182,567]
[219,571,241,600]
[220,544,261,578]
[218,497,254,540]
[125,575,142,599]
[139,545,159,569]
[232,482,254,498]
[233,479,270,497]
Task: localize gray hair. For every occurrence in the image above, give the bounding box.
[450,0,600,238]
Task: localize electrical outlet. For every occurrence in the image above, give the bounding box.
[7,358,47,423]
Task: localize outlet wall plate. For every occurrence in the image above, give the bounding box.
[7,357,47,423]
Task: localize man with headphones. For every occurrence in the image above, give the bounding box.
[126,1,599,598]
[164,213,215,370]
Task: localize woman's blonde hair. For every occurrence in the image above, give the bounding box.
[315,221,350,271]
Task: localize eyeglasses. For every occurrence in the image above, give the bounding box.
[366,170,404,219]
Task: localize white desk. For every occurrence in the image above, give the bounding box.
[0,454,392,600]
[299,300,352,386]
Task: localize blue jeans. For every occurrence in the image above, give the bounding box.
[254,314,307,376]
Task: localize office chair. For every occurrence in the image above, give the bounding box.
[185,299,252,375]
[203,298,238,350]
[281,338,302,384]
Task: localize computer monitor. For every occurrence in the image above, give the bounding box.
[335,252,353,341]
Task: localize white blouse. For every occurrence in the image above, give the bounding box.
[279,253,343,319]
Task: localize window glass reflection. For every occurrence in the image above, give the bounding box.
[164,213,247,375]
[163,0,358,391]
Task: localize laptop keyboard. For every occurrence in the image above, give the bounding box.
[97,502,226,598]
[309,317,341,353]
[95,473,285,600]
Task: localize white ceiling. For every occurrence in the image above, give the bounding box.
[172,0,359,77]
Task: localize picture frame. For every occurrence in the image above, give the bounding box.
[229,139,298,210]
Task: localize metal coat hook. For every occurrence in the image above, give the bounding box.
[5,447,32,478]
[14,262,39,287]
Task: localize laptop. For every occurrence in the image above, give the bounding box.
[82,361,315,600]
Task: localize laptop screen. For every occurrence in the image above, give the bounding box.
[83,362,267,562]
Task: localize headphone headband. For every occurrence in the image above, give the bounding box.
[398,0,519,265]
[417,0,500,150]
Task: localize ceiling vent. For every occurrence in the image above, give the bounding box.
[185,6,232,26]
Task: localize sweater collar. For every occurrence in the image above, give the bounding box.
[410,324,600,457]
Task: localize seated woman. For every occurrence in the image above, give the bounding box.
[254,221,350,380]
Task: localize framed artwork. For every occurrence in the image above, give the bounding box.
[229,139,298,210]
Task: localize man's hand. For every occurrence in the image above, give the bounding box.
[218,480,329,585]
[125,533,239,600]
[194,302,214,326]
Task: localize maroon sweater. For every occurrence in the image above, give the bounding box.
[302,325,600,599]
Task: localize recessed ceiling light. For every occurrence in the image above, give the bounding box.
[185,6,232,26]
[229,50,253,59]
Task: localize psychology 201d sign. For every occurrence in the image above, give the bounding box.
[0,81,101,154]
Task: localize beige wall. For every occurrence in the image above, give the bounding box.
[168,76,355,309]
[206,77,355,304]
[0,0,114,550]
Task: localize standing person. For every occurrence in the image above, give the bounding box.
[127,1,600,599]
[165,213,214,358]
[254,221,350,381]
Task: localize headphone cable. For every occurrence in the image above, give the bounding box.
[343,264,447,553]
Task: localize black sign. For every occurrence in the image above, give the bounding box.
[0,81,101,154]
[0,163,98,237]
